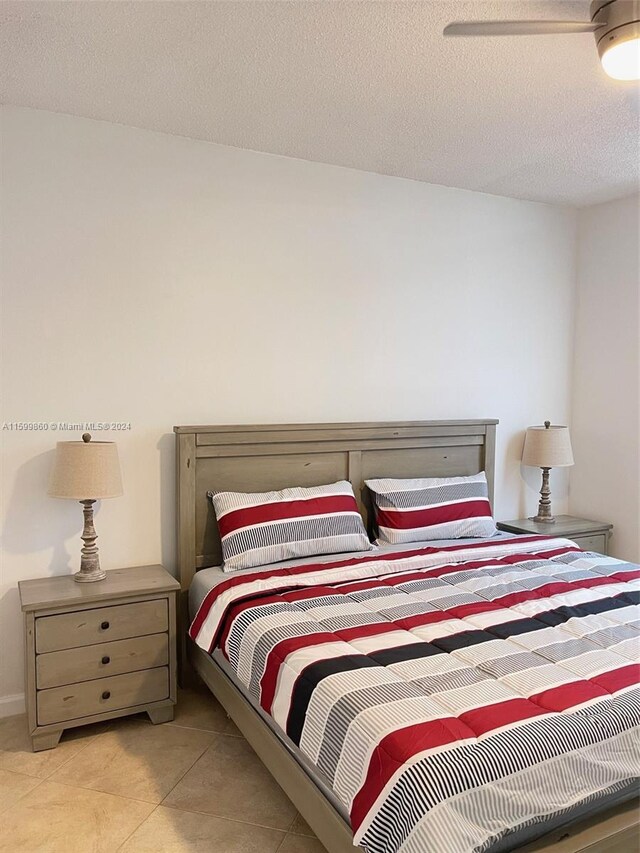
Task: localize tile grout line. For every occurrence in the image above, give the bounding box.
[0,769,48,813]
[46,776,163,806]
[38,725,113,781]
[0,721,107,784]
[115,803,161,852]
[15,717,227,806]
[274,831,290,853]
[156,721,267,810]
[49,778,153,800]
[164,722,242,737]
[4,700,317,846]
[161,800,296,834]
[156,732,218,804]
[159,718,304,838]
[45,730,215,806]
[161,758,202,798]
[114,722,299,847]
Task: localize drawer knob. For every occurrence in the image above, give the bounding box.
[100,621,110,630]
[101,656,110,665]
[101,691,111,700]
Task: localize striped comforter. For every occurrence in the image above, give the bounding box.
[190,537,640,853]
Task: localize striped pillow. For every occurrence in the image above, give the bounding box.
[366,472,497,544]
[209,480,373,572]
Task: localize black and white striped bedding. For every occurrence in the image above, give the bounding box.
[190,536,640,853]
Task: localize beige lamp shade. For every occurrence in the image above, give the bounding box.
[49,438,123,499]
[522,424,574,468]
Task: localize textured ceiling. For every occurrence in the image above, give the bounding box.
[1,0,639,206]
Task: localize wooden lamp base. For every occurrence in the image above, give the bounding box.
[75,499,106,582]
[531,467,556,523]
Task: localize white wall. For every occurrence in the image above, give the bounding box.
[0,106,577,711]
[570,195,640,562]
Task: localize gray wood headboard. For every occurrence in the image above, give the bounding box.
[173,419,498,592]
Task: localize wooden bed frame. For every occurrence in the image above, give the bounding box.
[174,420,638,853]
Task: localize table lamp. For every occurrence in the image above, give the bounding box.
[522,421,574,523]
[49,433,123,582]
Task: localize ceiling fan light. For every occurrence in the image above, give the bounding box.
[601,35,640,79]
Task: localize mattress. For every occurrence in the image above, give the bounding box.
[189,536,640,853]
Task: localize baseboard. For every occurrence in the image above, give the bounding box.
[0,693,26,718]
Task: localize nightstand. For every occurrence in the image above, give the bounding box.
[19,564,180,752]
[497,515,613,555]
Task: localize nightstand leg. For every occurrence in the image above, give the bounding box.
[32,730,62,752]
[147,703,174,724]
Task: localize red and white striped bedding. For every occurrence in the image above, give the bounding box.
[209,480,372,572]
[366,472,497,543]
[190,537,640,853]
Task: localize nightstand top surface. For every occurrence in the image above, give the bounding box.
[498,515,612,537]
[18,564,180,612]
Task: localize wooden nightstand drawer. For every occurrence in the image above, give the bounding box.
[37,666,169,726]
[571,533,607,554]
[36,633,169,689]
[35,599,168,653]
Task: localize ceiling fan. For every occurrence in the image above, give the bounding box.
[444,0,640,80]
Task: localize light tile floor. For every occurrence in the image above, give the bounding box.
[0,684,328,853]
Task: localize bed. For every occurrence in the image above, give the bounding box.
[174,420,639,853]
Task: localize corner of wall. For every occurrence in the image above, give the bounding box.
[0,693,26,719]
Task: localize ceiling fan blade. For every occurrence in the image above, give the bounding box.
[443,20,604,36]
